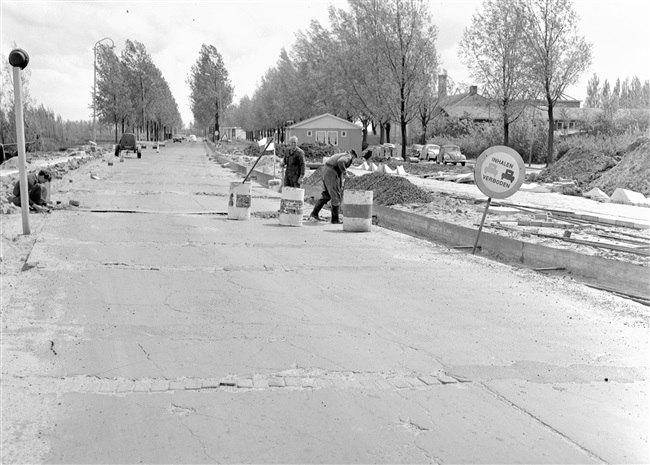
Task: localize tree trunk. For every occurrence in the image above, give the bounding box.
[379,123,385,145]
[385,122,391,143]
[503,117,509,146]
[400,119,408,161]
[546,100,554,165]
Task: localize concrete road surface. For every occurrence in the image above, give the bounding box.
[2,141,647,464]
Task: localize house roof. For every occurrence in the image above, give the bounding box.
[288,113,362,130]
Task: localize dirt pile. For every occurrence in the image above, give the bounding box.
[304,167,435,206]
[536,138,650,197]
[537,148,615,186]
[345,172,434,206]
[587,141,650,196]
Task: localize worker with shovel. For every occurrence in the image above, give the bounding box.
[281,136,306,188]
[309,149,358,224]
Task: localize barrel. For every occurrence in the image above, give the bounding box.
[342,190,373,232]
[279,187,304,226]
[228,181,252,220]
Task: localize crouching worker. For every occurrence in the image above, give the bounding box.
[12,169,52,213]
[309,149,358,224]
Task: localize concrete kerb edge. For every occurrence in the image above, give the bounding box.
[209,145,650,300]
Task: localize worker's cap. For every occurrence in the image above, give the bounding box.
[350,149,358,157]
[38,169,52,181]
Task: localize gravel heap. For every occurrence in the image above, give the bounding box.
[345,172,434,206]
[304,166,435,206]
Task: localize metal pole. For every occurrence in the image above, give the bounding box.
[242,137,274,184]
[472,197,492,255]
[93,44,97,144]
[10,49,30,234]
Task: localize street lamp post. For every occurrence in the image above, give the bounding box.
[93,37,114,145]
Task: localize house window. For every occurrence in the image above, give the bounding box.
[315,131,326,143]
[328,131,338,146]
[307,131,313,137]
[341,131,347,137]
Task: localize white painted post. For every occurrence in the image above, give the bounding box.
[10,49,31,235]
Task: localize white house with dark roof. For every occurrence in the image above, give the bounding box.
[285,113,363,155]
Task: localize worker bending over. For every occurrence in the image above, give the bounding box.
[309,149,358,224]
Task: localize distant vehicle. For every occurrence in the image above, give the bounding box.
[188,134,197,142]
[411,144,423,157]
[485,162,498,177]
[438,145,466,166]
[501,169,515,182]
[173,134,183,143]
[420,144,440,162]
[114,133,142,159]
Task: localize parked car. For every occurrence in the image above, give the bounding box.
[438,145,466,166]
[410,144,423,157]
[114,133,142,159]
[420,144,440,162]
[188,134,197,142]
[173,134,183,143]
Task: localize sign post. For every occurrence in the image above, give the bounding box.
[472,146,526,254]
[9,48,31,235]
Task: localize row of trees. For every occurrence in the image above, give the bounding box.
[225,0,440,160]
[95,39,183,142]
[585,74,650,111]
[220,0,594,165]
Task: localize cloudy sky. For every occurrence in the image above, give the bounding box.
[2,0,649,127]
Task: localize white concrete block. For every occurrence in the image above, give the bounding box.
[583,187,610,202]
[611,188,646,205]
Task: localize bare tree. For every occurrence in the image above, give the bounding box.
[459,0,535,145]
[519,0,592,165]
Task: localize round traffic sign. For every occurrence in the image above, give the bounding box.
[474,146,525,199]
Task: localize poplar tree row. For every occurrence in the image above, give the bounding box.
[95,39,183,142]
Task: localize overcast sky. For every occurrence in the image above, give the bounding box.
[2,0,649,127]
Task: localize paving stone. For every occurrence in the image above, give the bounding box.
[133,381,151,393]
[405,377,426,388]
[237,379,254,389]
[116,381,135,393]
[372,379,394,390]
[284,377,302,387]
[437,374,459,384]
[98,379,119,393]
[184,379,202,390]
[268,377,285,388]
[150,380,170,392]
[252,377,269,389]
[169,380,186,391]
[418,375,442,386]
[356,376,379,389]
[315,378,333,388]
[389,378,411,389]
[301,378,316,388]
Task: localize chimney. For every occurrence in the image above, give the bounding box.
[469,85,477,96]
[438,74,447,98]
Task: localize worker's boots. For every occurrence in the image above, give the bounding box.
[309,199,327,222]
[331,205,342,224]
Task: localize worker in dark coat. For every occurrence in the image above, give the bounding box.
[281,136,306,188]
[11,169,52,212]
[309,149,358,224]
